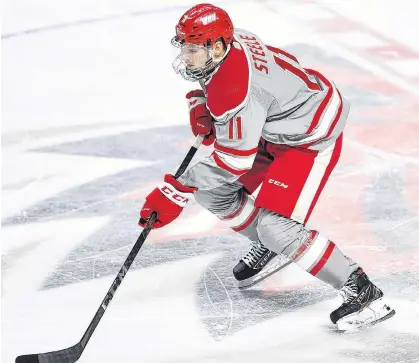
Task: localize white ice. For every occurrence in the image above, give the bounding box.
[2,0,419,362]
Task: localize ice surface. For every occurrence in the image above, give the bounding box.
[2,0,419,362]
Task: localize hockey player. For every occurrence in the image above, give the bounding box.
[139,3,395,330]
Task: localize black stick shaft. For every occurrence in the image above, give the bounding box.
[174,135,203,179]
[79,134,203,349]
[80,136,203,349]
[79,217,154,350]
[15,135,204,363]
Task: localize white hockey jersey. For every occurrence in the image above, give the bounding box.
[178,29,350,191]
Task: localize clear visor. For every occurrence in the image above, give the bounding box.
[171,37,214,81]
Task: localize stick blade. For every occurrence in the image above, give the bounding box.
[16,355,39,363]
[16,344,82,363]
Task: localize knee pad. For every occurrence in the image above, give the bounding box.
[292,230,354,288]
[256,210,309,254]
[291,230,333,273]
[195,188,259,240]
[221,193,259,232]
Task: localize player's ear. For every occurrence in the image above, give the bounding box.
[213,40,225,58]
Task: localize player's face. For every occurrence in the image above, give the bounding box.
[178,43,210,70]
[171,37,215,81]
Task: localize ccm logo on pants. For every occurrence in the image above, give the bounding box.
[268,179,288,188]
[253,135,343,224]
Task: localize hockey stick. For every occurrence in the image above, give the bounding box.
[16,135,204,363]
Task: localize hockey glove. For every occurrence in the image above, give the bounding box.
[139,174,197,229]
[186,90,215,146]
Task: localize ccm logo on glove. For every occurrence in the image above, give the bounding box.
[139,174,197,229]
[160,183,191,207]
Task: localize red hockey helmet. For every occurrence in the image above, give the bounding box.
[172,4,234,81]
[175,3,234,46]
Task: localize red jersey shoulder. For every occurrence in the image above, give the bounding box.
[206,40,250,119]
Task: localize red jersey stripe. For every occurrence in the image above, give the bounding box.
[223,193,248,220]
[228,118,234,139]
[212,153,250,176]
[306,81,333,135]
[309,242,335,276]
[214,142,258,156]
[324,89,343,139]
[237,116,243,139]
[273,55,320,91]
[267,45,299,64]
[232,207,259,231]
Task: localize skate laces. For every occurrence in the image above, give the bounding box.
[340,277,358,304]
[242,241,268,268]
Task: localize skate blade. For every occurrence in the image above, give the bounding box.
[238,256,293,290]
[337,298,396,332]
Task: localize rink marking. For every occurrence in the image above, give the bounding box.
[2,5,190,39]
[263,0,419,91]
[302,2,419,87]
[204,265,234,339]
[345,138,419,165]
[386,59,419,77]
[4,122,169,151]
[2,0,253,39]
[381,214,419,233]
[262,1,419,96]
[327,31,387,48]
[1,217,108,299]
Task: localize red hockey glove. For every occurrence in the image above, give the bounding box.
[139,174,197,229]
[186,90,215,146]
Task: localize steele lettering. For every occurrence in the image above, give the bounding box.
[239,35,257,41]
[249,47,266,57]
[241,36,270,75]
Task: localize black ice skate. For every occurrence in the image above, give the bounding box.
[234,241,292,289]
[330,267,395,331]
